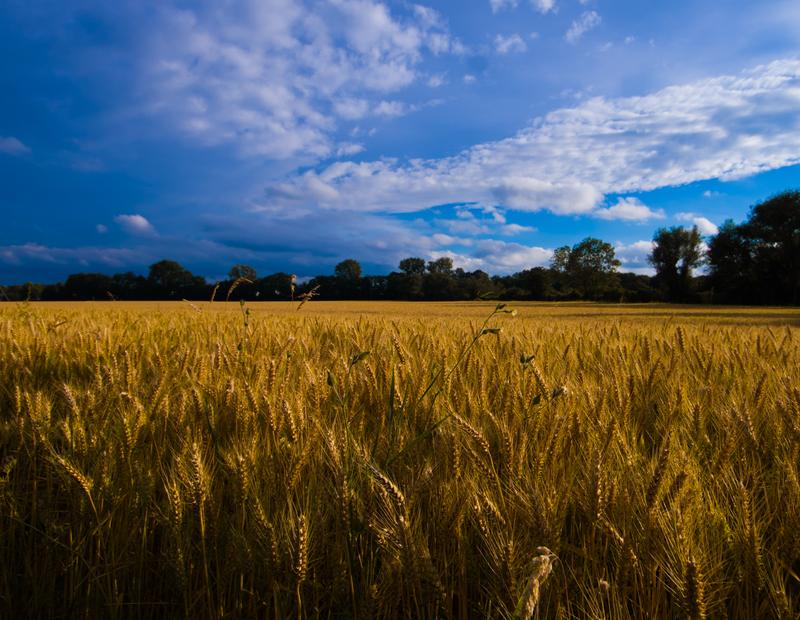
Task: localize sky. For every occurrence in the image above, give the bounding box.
[2,0,800,284]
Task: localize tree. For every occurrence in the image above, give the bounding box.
[707,191,800,304]
[147,260,206,298]
[551,246,571,273]
[398,257,426,274]
[228,264,257,281]
[63,273,114,300]
[707,220,755,303]
[334,259,362,281]
[747,190,800,304]
[427,257,453,274]
[551,238,620,300]
[649,226,703,301]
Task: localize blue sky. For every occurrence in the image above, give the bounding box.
[2,0,800,283]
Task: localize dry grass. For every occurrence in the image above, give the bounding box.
[0,300,799,618]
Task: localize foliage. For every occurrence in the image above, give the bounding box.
[708,191,800,304]
[550,237,621,300]
[649,226,703,302]
[334,258,362,281]
[228,264,258,281]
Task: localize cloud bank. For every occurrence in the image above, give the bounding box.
[260,59,800,221]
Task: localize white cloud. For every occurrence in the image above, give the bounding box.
[531,0,556,14]
[615,240,655,272]
[335,142,365,157]
[500,223,536,235]
[463,74,477,84]
[702,189,721,197]
[334,98,370,120]
[125,0,463,161]
[593,197,665,221]
[432,239,552,273]
[494,34,527,55]
[676,212,719,235]
[114,214,156,235]
[489,0,518,13]
[427,73,446,88]
[96,224,108,234]
[0,136,31,156]
[374,100,413,117]
[260,59,800,223]
[565,11,601,44]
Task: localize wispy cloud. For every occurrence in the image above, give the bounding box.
[531,0,556,14]
[565,11,601,44]
[0,136,31,156]
[126,1,463,161]
[489,0,518,13]
[261,59,800,222]
[494,34,527,55]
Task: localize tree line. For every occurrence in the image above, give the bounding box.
[2,190,798,305]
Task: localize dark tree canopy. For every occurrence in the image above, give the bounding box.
[398,257,426,274]
[549,238,620,300]
[228,264,257,281]
[334,259,362,281]
[147,260,206,297]
[708,191,800,304]
[649,226,703,302]
[427,257,453,274]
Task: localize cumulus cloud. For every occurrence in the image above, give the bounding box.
[614,240,655,273]
[677,212,719,235]
[115,214,156,235]
[565,11,601,44]
[432,239,552,273]
[494,34,527,55]
[260,59,800,224]
[123,1,463,161]
[0,136,31,156]
[593,197,665,221]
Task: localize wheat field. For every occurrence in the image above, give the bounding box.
[1,301,799,618]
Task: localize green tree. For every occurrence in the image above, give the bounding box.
[550,246,571,273]
[334,259,362,281]
[228,264,257,281]
[63,273,114,300]
[747,190,800,304]
[551,238,620,300]
[649,226,703,301]
[398,257,426,274]
[426,257,453,274]
[707,191,800,304]
[147,260,205,298]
